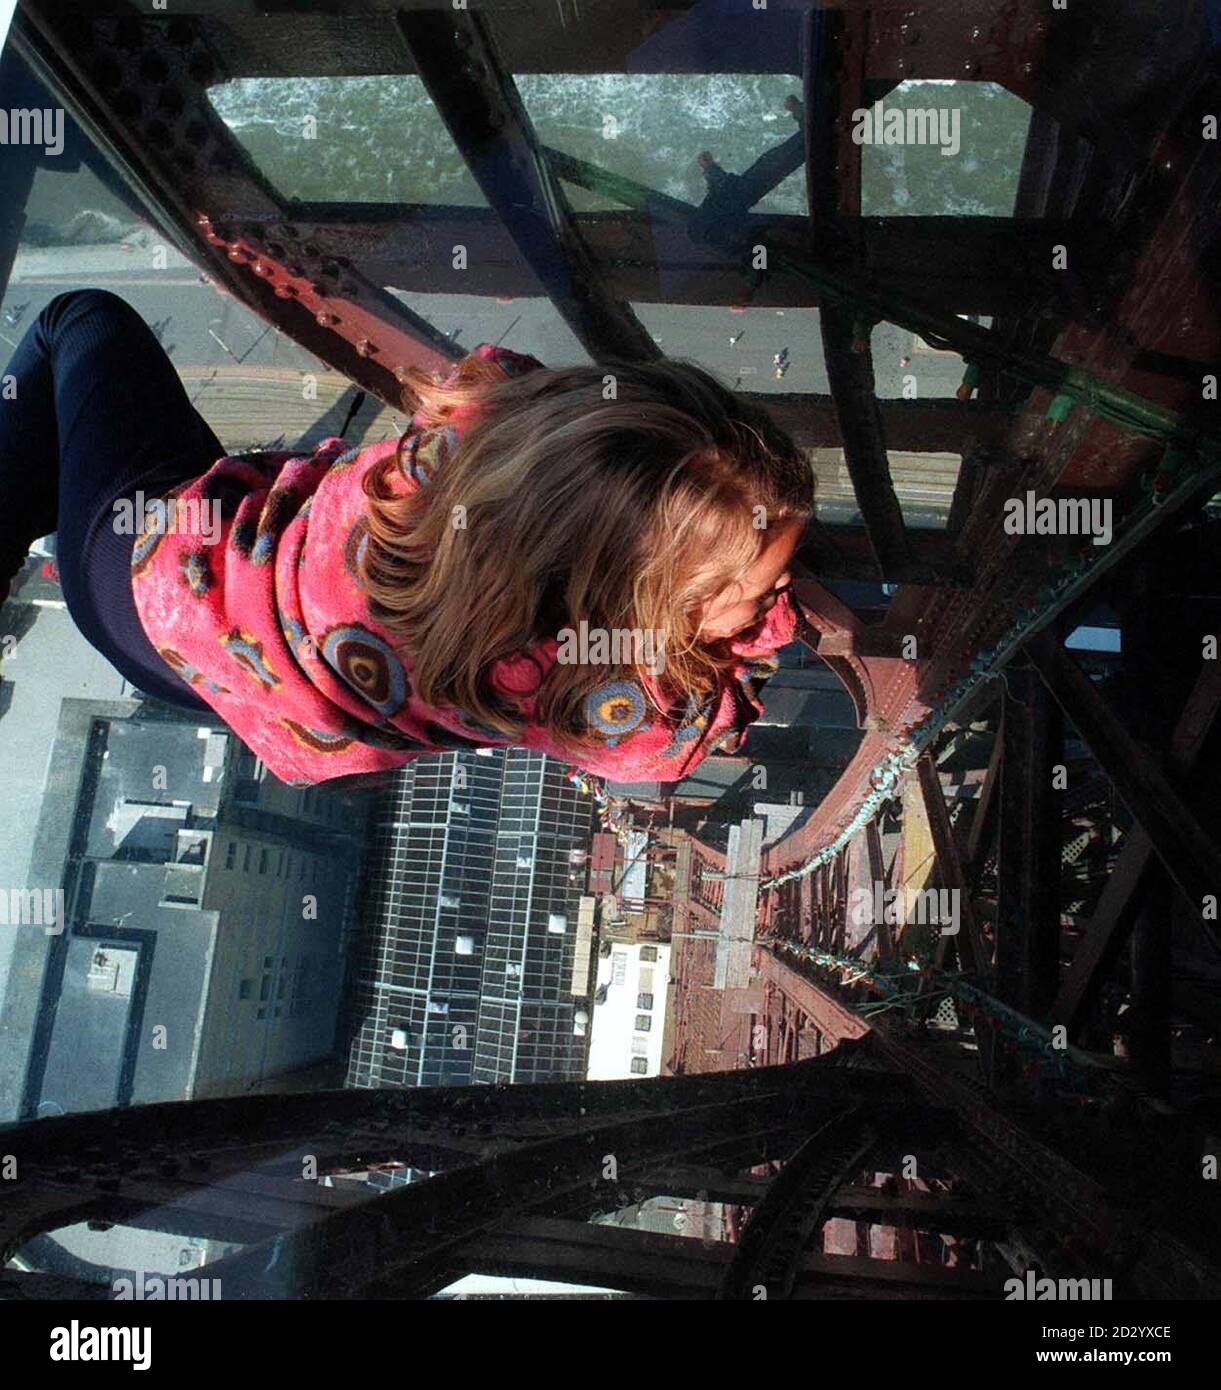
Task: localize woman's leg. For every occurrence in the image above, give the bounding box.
[0,288,225,709]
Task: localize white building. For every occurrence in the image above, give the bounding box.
[586,941,671,1079]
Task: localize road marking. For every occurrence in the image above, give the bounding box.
[10,276,205,288]
[208,327,241,363]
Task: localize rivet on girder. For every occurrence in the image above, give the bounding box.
[252,260,271,277]
[356,339,376,357]
[227,246,248,262]
[316,311,339,327]
[274,284,299,299]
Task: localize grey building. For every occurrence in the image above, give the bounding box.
[345,747,597,1089]
[0,699,369,1119]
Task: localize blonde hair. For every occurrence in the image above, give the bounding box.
[361,354,814,751]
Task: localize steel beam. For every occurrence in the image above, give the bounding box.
[757,950,870,1046]
[394,10,659,364]
[819,303,917,579]
[916,755,988,977]
[717,1108,877,1299]
[1051,656,1221,1032]
[827,1186,1013,1239]
[454,1215,1003,1302]
[635,1167,1010,1238]
[148,1055,912,1299]
[864,819,896,963]
[995,665,1063,1018]
[799,4,915,581]
[11,6,461,407]
[1129,871,1173,1097]
[964,727,1004,870]
[1029,634,1221,939]
[267,203,1090,315]
[857,998,1221,1298]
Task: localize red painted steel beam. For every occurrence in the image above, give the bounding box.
[11,6,461,405]
[756,949,870,1046]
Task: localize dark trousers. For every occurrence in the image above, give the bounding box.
[0,288,217,709]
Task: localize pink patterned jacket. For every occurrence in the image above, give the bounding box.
[131,344,798,787]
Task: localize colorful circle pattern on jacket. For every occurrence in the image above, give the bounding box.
[342,516,369,590]
[320,623,408,718]
[280,719,354,754]
[585,679,651,747]
[222,627,281,690]
[131,522,166,578]
[251,486,300,565]
[661,689,714,761]
[159,646,229,696]
[179,549,212,596]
